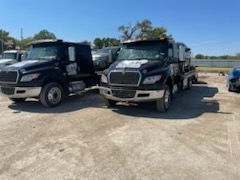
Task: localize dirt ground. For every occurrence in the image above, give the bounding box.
[0,73,240,180]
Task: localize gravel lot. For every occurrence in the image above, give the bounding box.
[0,73,240,180]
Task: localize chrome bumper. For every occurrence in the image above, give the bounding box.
[0,86,41,98]
[100,87,164,102]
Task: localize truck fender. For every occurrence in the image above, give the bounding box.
[42,72,68,94]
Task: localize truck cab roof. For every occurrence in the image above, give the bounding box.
[122,38,190,49]
[30,39,89,46]
[123,37,174,44]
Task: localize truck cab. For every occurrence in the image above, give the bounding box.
[0,50,24,68]
[0,39,96,107]
[100,38,197,112]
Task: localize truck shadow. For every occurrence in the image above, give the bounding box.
[111,85,227,120]
[8,85,228,120]
[8,91,105,114]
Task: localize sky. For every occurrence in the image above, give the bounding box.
[0,0,240,56]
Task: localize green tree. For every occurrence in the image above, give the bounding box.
[136,19,152,38]
[33,30,56,40]
[93,38,120,49]
[16,37,34,50]
[0,29,16,53]
[93,38,104,49]
[118,19,171,40]
[195,54,205,59]
[118,24,138,40]
[147,27,169,39]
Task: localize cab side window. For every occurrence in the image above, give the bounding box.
[68,46,76,62]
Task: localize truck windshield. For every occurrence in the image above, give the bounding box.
[2,53,17,60]
[27,45,59,61]
[118,42,168,61]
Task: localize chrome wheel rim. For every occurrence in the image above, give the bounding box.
[48,87,62,105]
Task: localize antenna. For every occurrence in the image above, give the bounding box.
[20,28,23,50]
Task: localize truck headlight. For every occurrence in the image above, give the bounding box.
[101,74,108,83]
[21,73,40,82]
[143,75,162,85]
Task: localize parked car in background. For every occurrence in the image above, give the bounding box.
[227,66,240,92]
[92,46,120,73]
[0,50,25,68]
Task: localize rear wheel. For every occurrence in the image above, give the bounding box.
[40,83,64,108]
[156,85,171,113]
[10,98,26,103]
[228,83,234,92]
[186,78,193,90]
[192,76,198,84]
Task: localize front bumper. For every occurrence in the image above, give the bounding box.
[0,86,42,98]
[100,87,164,102]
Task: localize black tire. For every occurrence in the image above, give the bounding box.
[228,83,234,92]
[105,99,116,108]
[186,79,193,90]
[10,98,26,103]
[156,85,171,113]
[192,76,198,84]
[40,83,64,108]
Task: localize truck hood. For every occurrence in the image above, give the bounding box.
[109,59,164,71]
[2,60,56,72]
[0,59,16,67]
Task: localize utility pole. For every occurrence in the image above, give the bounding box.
[1,30,3,54]
[20,28,23,51]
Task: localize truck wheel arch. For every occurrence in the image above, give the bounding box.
[42,76,68,95]
[165,76,174,94]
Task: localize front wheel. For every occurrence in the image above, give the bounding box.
[40,83,64,108]
[156,85,171,113]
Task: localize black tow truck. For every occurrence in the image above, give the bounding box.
[0,39,97,107]
[100,38,197,112]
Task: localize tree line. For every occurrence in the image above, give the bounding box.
[0,29,56,54]
[195,54,240,60]
[0,19,172,54]
[3,19,238,59]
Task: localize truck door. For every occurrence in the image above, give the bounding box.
[76,45,94,77]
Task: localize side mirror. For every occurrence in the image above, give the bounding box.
[68,46,76,62]
[168,49,173,57]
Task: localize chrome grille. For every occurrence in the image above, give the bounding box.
[0,71,18,83]
[109,71,141,86]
